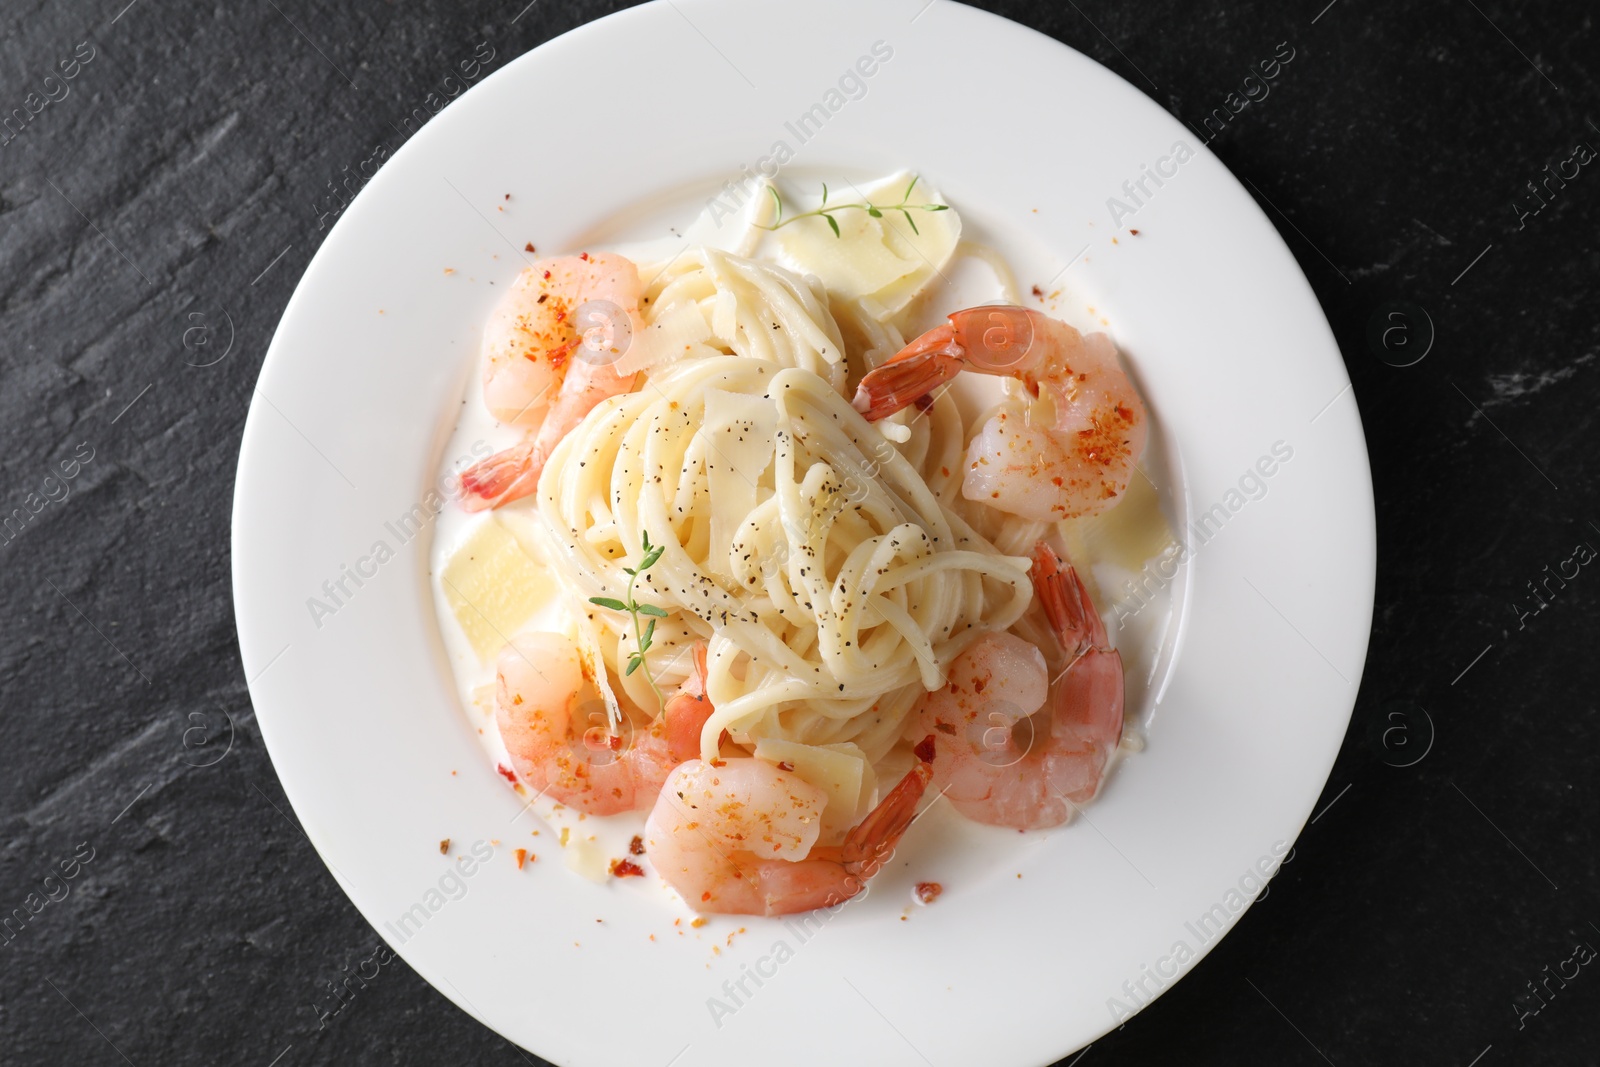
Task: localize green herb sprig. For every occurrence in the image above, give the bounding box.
[757,175,949,238]
[589,531,670,709]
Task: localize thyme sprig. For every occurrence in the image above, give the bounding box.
[589,531,670,708]
[757,175,949,237]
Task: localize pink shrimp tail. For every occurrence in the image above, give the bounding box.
[458,440,545,512]
[851,324,964,421]
[841,735,936,880]
[1030,543,1124,760]
[1030,543,1109,656]
[853,306,1044,421]
[663,644,714,763]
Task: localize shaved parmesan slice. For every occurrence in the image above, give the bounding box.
[572,605,625,730]
[777,172,961,319]
[564,834,610,883]
[821,742,877,823]
[754,738,871,845]
[441,518,554,662]
[711,286,739,341]
[702,388,778,579]
[620,298,720,374]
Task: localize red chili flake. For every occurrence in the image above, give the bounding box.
[610,858,645,878]
[543,270,552,279]
[504,193,511,201]
[777,761,795,772]
[525,242,536,253]
[1031,284,1044,299]
[972,677,986,694]
[579,252,589,261]
[913,394,934,412]
[537,294,548,304]
[1129,229,1140,235]
[496,764,517,785]
[701,891,713,903]
[913,882,943,905]
[514,848,528,870]
[914,735,937,762]
[439,839,450,855]
[629,835,645,856]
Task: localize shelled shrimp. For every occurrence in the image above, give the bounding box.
[461,253,644,511]
[918,544,1124,830]
[495,633,712,815]
[852,305,1147,522]
[644,738,936,916]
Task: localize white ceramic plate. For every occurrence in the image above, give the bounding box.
[232,2,1375,1064]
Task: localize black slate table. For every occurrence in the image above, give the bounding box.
[2,1,1596,1064]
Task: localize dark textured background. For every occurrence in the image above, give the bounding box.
[2,0,1596,1064]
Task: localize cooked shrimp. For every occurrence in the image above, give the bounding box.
[463,253,643,511]
[496,632,709,815]
[480,253,641,423]
[918,544,1123,830]
[852,305,1147,521]
[644,738,936,916]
